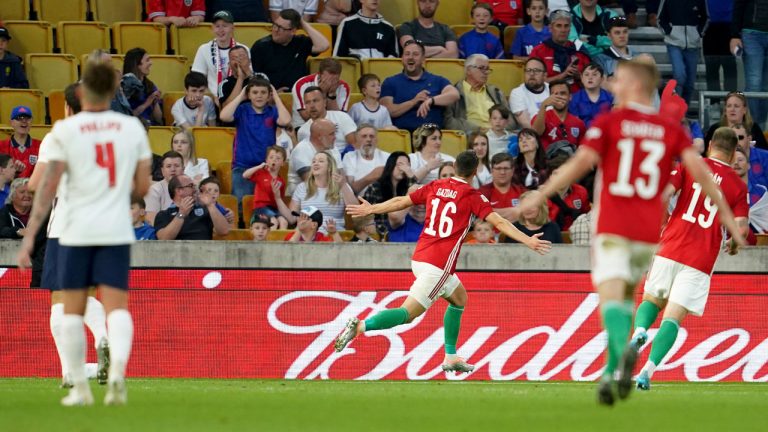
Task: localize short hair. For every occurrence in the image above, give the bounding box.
[607,15,630,31]
[245,77,271,93]
[184,71,208,89]
[131,197,146,208]
[549,9,572,23]
[303,85,324,98]
[734,146,747,159]
[266,145,287,160]
[199,176,220,190]
[616,58,660,96]
[168,175,185,198]
[251,214,271,228]
[525,57,546,69]
[80,60,118,102]
[162,150,184,164]
[229,45,248,55]
[488,104,511,119]
[0,154,12,169]
[490,152,513,167]
[7,177,29,204]
[438,161,456,177]
[549,79,571,93]
[455,150,480,177]
[317,58,342,75]
[711,126,738,155]
[465,53,490,73]
[528,0,548,7]
[351,214,374,233]
[280,9,301,29]
[357,73,380,90]
[402,38,426,54]
[731,122,748,132]
[471,2,493,16]
[64,82,82,114]
[584,62,605,77]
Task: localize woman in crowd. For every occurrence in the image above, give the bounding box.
[171,129,209,185]
[468,131,492,187]
[409,124,456,185]
[362,151,415,236]
[704,91,768,150]
[122,47,163,126]
[0,178,32,239]
[511,128,549,190]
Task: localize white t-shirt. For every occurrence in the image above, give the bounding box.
[487,129,513,158]
[288,139,343,194]
[291,181,352,232]
[472,164,492,189]
[37,133,68,238]
[269,0,319,15]
[297,110,357,153]
[144,179,174,214]
[510,83,549,119]
[191,40,250,96]
[171,96,217,127]
[348,102,393,129]
[185,159,210,183]
[291,74,351,127]
[45,111,152,246]
[342,148,390,182]
[409,151,456,185]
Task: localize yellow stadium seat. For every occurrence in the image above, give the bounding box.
[487,59,524,96]
[349,92,363,107]
[147,126,176,155]
[147,55,189,93]
[504,26,523,55]
[217,194,239,227]
[56,21,111,59]
[3,21,54,58]
[28,124,51,140]
[3,0,33,20]
[113,22,168,55]
[170,25,213,66]
[377,129,411,154]
[38,0,90,24]
[213,228,254,241]
[362,58,403,82]
[338,230,356,242]
[756,234,768,246]
[234,23,272,47]
[561,231,572,244]
[242,195,255,227]
[296,23,333,58]
[413,0,471,26]
[92,0,142,24]
[0,89,45,126]
[440,130,467,158]
[278,93,292,113]
[450,25,500,39]
[267,228,292,241]
[192,127,235,166]
[215,160,233,194]
[425,58,465,85]
[379,0,416,28]
[162,91,186,126]
[0,127,14,140]
[308,57,362,92]
[48,89,66,123]
[80,54,124,74]
[25,54,78,96]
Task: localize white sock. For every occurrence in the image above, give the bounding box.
[642,360,658,378]
[632,327,647,339]
[107,309,133,383]
[61,314,87,385]
[84,297,107,349]
[49,304,68,379]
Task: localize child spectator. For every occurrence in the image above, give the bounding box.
[199,177,236,226]
[348,74,394,129]
[242,145,289,229]
[487,104,515,158]
[476,0,523,28]
[285,206,342,242]
[122,47,163,126]
[350,215,378,243]
[171,129,209,185]
[0,154,15,204]
[503,190,563,244]
[459,3,504,59]
[568,63,614,127]
[147,0,205,27]
[171,72,217,128]
[131,198,157,240]
[250,214,271,241]
[468,131,492,187]
[466,220,496,244]
[438,162,456,179]
[509,0,550,58]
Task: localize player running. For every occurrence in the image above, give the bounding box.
[518,58,745,405]
[630,127,749,390]
[334,150,552,373]
[17,59,152,406]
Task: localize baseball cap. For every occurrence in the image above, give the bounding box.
[212,10,235,23]
[0,27,11,40]
[292,206,324,227]
[10,106,32,121]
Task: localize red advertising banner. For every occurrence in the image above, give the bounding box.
[1,268,766,382]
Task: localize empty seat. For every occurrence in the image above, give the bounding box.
[349,92,363,107]
[92,0,142,24]
[28,124,52,140]
[413,0,471,26]
[362,58,403,81]
[215,161,233,195]
[234,23,272,48]
[25,54,78,96]
[80,53,124,74]
[147,126,176,155]
[296,23,333,58]
[266,228,292,241]
[162,91,186,126]
[487,59,524,96]
[57,21,111,59]
[192,127,235,166]
[0,89,45,126]
[0,127,14,140]
[440,130,467,158]
[424,59,465,85]
[113,22,168,55]
[378,0,416,31]
[278,93,292,113]
[170,25,213,66]
[308,57,362,92]
[450,25,500,39]
[48,89,67,123]
[147,55,189,93]
[3,21,54,58]
[242,195,255,227]
[377,129,411,154]
[38,0,90,24]
[3,0,33,20]
[217,194,239,227]
[213,228,254,241]
[503,26,523,54]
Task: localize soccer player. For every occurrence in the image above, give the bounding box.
[334,151,552,373]
[17,60,152,406]
[518,58,745,405]
[28,82,111,389]
[631,127,750,390]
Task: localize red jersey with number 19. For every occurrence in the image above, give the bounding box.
[580,104,691,243]
[657,158,749,274]
[408,177,493,274]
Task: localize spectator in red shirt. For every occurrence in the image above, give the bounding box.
[0,106,41,179]
[479,153,526,222]
[529,9,590,93]
[476,0,523,27]
[512,128,550,190]
[147,0,206,27]
[531,79,586,150]
[285,206,342,242]
[546,154,591,231]
[242,145,289,229]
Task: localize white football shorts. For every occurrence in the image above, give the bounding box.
[591,234,656,288]
[409,260,461,309]
[643,255,711,316]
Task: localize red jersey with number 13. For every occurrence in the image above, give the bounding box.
[580,104,691,243]
[408,177,493,274]
[657,158,749,274]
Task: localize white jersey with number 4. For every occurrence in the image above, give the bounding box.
[45,111,152,246]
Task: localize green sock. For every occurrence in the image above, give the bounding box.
[649,318,680,366]
[443,305,464,355]
[364,307,409,331]
[601,300,633,376]
[634,300,660,331]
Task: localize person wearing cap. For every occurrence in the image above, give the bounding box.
[0,106,42,179]
[147,0,205,27]
[284,206,343,242]
[529,10,590,93]
[191,10,251,97]
[594,15,635,78]
[205,0,268,23]
[568,0,618,59]
[153,174,230,240]
[0,27,29,89]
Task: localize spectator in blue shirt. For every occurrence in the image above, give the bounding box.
[568,63,613,127]
[132,198,157,240]
[459,3,504,59]
[509,0,550,58]
[387,186,425,242]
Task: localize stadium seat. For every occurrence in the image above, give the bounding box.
[377,129,411,153]
[3,21,54,58]
[757,234,768,246]
[297,23,333,58]
[25,54,78,96]
[0,127,14,140]
[440,130,467,157]
[487,60,524,97]
[214,228,254,241]
[38,0,90,24]
[242,195,255,227]
[3,0,33,20]
[192,127,235,166]
[413,0,472,26]
[379,0,416,30]
[170,25,213,66]
[503,26,523,55]
[338,230,355,241]
[217,194,239,227]
[234,23,272,48]
[162,91,186,126]
[147,55,190,93]
[92,0,142,24]
[112,22,168,55]
[362,58,403,82]
[425,59,465,85]
[450,25,500,39]
[80,54,124,74]
[56,21,111,59]
[349,93,363,107]
[28,124,51,140]
[0,89,45,127]
[215,161,233,195]
[147,126,176,155]
[308,57,362,92]
[48,89,66,123]
[266,229,291,241]
[278,93,293,113]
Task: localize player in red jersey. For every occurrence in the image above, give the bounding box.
[518,58,745,405]
[631,127,750,391]
[334,150,552,373]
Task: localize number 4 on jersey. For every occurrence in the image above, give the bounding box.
[95,142,116,187]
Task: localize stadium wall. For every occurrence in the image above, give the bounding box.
[0,241,766,382]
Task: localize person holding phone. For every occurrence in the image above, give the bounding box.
[529,10,591,93]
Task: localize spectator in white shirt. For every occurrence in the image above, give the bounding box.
[145,151,184,225]
[191,10,250,99]
[409,123,455,185]
[509,57,550,129]
[342,124,391,194]
[171,72,217,128]
[170,130,209,186]
[296,86,357,153]
[288,118,344,194]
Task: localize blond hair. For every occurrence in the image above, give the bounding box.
[519,191,550,226]
[306,151,341,204]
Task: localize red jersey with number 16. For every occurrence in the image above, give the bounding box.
[408,177,494,274]
[657,158,749,274]
[580,104,691,243]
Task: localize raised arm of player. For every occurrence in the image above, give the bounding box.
[17,160,66,268]
[346,196,413,217]
[485,212,552,255]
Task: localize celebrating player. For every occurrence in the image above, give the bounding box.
[631,127,749,390]
[334,150,552,373]
[17,59,152,406]
[518,58,745,405]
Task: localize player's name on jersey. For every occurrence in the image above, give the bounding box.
[436,188,457,199]
[621,120,664,140]
[79,120,124,133]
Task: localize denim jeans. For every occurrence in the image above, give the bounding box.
[231,166,255,226]
[666,44,699,106]
[743,30,768,128]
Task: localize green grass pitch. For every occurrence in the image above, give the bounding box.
[0,379,765,431]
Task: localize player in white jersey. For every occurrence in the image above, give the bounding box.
[28,82,110,388]
[18,60,152,406]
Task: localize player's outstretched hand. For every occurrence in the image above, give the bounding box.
[526,232,552,255]
[347,197,373,217]
[16,237,34,270]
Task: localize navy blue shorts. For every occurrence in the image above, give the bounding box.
[41,238,61,291]
[58,245,131,290]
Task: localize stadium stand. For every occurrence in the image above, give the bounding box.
[440,130,467,158]
[112,22,168,55]
[170,25,213,66]
[162,91,186,126]
[487,59,525,96]
[56,21,111,59]
[213,228,254,241]
[379,0,416,29]
[192,127,236,167]
[92,0,143,24]
[28,124,51,140]
[503,26,523,55]
[3,21,54,58]
[218,194,239,227]
[412,0,472,27]
[308,57,361,92]
[37,0,90,24]
[25,53,78,96]
[362,58,402,82]
[145,55,189,93]
[242,195,255,227]
[147,126,176,155]
[0,89,45,126]
[424,59,465,85]
[215,161,233,195]
[377,129,412,154]
[3,0,33,21]
[47,89,66,123]
[79,54,124,74]
[297,23,333,58]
